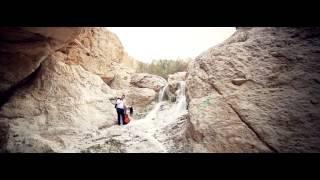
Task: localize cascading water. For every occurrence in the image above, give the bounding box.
[136,80,188,132]
[158,85,168,102]
[143,81,187,121]
[173,81,187,117]
[142,84,168,121]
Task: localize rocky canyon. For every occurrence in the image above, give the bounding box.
[0,27,319,153]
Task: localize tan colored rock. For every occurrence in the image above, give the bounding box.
[114,87,157,110]
[187,94,271,152]
[0,27,82,98]
[130,73,167,92]
[109,63,135,89]
[57,27,140,85]
[60,27,124,84]
[186,27,320,152]
[0,53,117,152]
[0,27,144,152]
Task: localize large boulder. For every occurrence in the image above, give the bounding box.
[113,87,157,111]
[130,73,167,92]
[125,87,157,110]
[0,52,117,152]
[0,27,82,101]
[186,27,320,152]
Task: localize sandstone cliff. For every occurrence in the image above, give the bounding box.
[58,27,136,84]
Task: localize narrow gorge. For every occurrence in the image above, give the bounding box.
[0,27,319,153]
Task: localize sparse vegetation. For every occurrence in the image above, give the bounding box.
[136,58,191,79]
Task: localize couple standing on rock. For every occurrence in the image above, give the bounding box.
[115,95,133,125]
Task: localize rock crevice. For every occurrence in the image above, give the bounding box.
[227,103,278,153]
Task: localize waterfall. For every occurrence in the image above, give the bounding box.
[173,81,187,116]
[158,84,168,102]
[142,84,168,121]
[139,81,188,123]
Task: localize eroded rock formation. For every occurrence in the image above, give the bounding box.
[59,27,132,84]
[0,53,116,152]
[0,27,157,152]
[0,27,82,103]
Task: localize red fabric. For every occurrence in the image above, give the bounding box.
[124,114,130,124]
